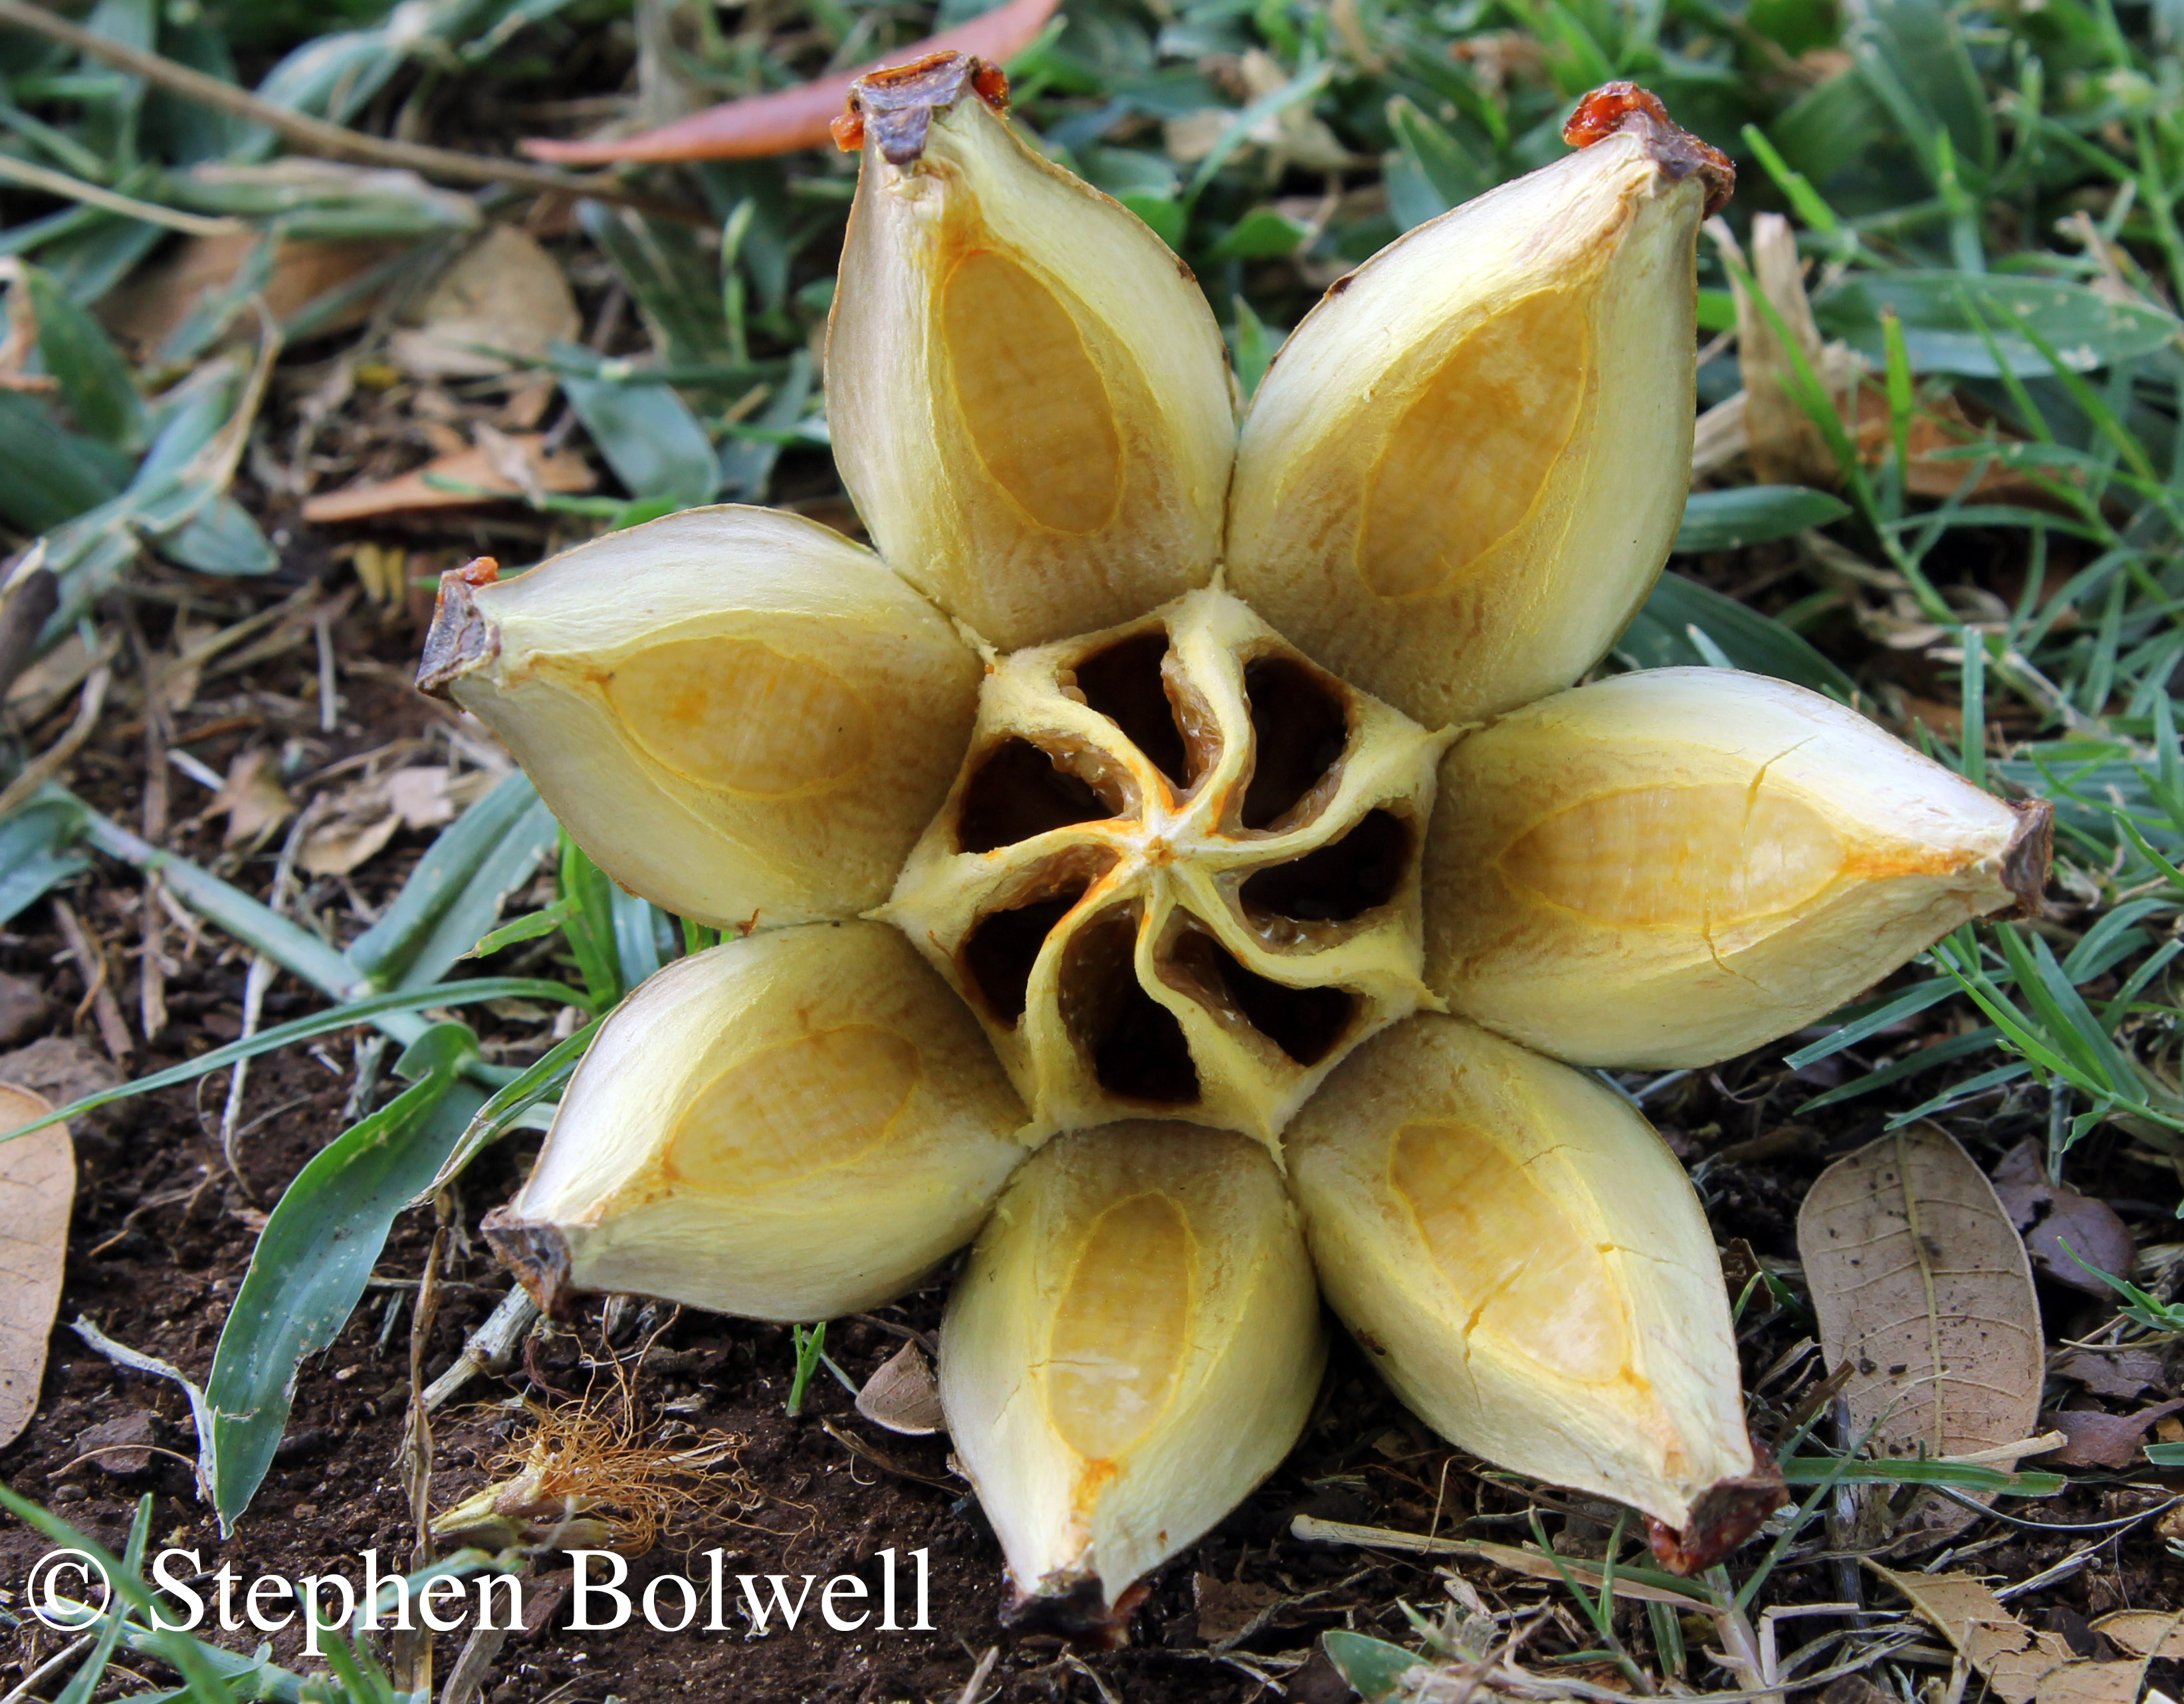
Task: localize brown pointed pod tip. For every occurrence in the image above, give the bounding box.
[479,1206,578,1321]
[1564,82,1735,217]
[1644,1442,1788,1573]
[415,557,500,699]
[841,52,1012,167]
[2001,796,2054,918]
[1002,1576,1147,1645]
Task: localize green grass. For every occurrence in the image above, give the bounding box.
[0,0,2180,1687]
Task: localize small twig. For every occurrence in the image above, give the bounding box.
[0,656,110,819]
[219,799,315,1194]
[439,1618,510,1704]
[0,0,696,218]
[313,609,338,734]
[954,1646,1000,1704]
[421,1283,541,1412]
[0,1632,94,1704]
[52,895,132,1062]
[395,1226,447,1696]
[0,560,56,702]
[0,149,244,235]
[68,1317,213,1504]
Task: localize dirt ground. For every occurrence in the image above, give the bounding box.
[5,557,2184,1703]
[1,458,2181,1704]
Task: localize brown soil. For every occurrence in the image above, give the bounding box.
[3,525,2181,1704]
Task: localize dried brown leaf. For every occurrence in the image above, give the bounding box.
[2092,1610,2184,1659]
[1993,1140,2136,1296]
[300,809,401,876]
[215,747,295,848]
[101,233,409,351]
[1870,1566,2074,1704]
[299,433,594,522]
[2038,1398,2184,1468]
[387,226,578,380]
[1798,1126,2044,1547]
[0,1083,74,1449]
[854,1340,945,1436]
[2052,1347,2168,1401]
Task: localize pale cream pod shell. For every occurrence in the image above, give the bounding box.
[1287,1014,1752,1531]
[1424,668,2046,1067]
[827,84,1235,651]
[940,1123,1323,1618]
[1225,126,1703,728]
[423,506,980,930]
[483,923,1028,1322]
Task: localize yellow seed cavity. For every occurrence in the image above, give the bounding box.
[606,637,873,799]
[1390,1120,1626,1382]
[1046,1192,1192,1461]
[941,249,1122,535]
[1505,784,1844,928]
[1359,290,1588,599]
[665,1026,921,1190]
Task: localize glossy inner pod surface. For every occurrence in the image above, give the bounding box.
[883,587,1452,1148]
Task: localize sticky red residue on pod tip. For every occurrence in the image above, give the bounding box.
[1563,80,1737,217]
[452,555,501,589]
[831,109,865,152]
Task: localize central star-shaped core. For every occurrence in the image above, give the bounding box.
[883,589,1454,1148]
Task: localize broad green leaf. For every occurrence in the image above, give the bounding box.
[1779,1453,2060,1493]
[0,801,90,926]
[0,391,131,532]
[1321,1632,1420,1702]
[164,161,480,240]
[346,771,557,990]
[1211,205,1311,260]
[21,262,143,451]
[1118,191,1186,247]
[1386,94,1491,220]
[0,974,588,1143]
[207,1025,485,1527]
[1617,572,1860,698]
[554,340,720,508]
[1848,0,1994,178]
[418,1014,601,1201]
[1676,485,1852,552]
[1815,273,2179,377]
[158,492,278,576]
[580,199,732,370]
[464,897,575,960]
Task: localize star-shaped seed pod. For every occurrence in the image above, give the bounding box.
[420,67,2052,1628]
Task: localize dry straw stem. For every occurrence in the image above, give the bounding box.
[0,0,685,217]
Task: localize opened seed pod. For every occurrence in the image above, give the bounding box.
[940,1123,1323,1623]
[417,506,980,930]
[1226,86,1731,728]
[1424,667,2052,1067]
[1287,1013,1781,1561]
[883,586,1450,1150]
[827,53,1235,650]
[483,923,1028,1321]
[438,64,2054,1604]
